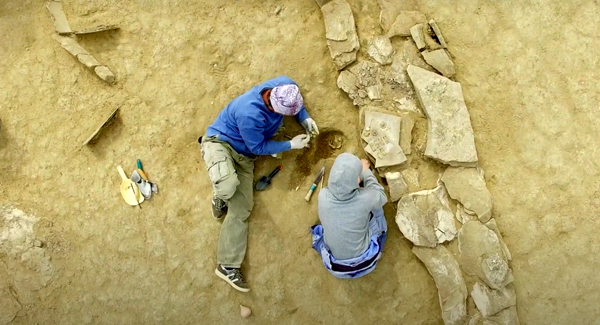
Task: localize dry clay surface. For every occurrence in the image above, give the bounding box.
[1,0,599,324]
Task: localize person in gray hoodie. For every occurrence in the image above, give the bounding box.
[310,152,388,278]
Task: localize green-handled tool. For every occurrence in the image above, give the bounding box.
[305,167,325,202]
[136,159,148,180]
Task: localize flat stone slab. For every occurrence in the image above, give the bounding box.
[471,282,517,317]
[94,66,116,84]
[477,252,515,291]
[441,167,493,222]
[396,194,437,247]
[385,171,408,202]
[407,65,478,166]
[77,53,101,68]
[459,221,513,290]
[413,245,468,325]
[396,184,456,246]
[368,35,394,65]
[400,113,414,154]
[52,34,88,56]
[428,19,448,48]
[46,1,72,35]
[386,11,427,38]
[321,0,359,70]
[53,35,116,84]
[82,107,119,146]
[74,24,120,35]
[422,49,455,77]
[484,218,512,261]
[377,0,418,31]
[410,24,427,50]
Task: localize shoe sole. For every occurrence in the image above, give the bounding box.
[215,268,250,293]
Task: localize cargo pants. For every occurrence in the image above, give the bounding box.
[199,136,255,268]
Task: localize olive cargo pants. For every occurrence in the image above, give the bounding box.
[200,136,255,268]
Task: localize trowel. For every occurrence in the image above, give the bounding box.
[117,165,144,207]
[255,165,282,191]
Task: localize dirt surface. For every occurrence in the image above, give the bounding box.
[1,0,599,324]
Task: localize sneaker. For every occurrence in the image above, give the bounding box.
[215,265,250,292]
[211,196,227,220]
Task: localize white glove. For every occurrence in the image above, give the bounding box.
[289,134,310,150]
[301,118,319,135]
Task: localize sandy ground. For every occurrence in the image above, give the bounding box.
[1,0,599,324]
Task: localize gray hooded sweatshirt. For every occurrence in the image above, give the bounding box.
[318,153,388,260]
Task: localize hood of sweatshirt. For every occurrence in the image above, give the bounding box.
[327,153,362,201]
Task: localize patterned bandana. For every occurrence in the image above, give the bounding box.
[270,84,303,116]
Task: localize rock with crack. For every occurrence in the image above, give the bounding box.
[432,208,457,244]
[368,36,395,65]
[386,11,427,38]
[395,184,455,246]
[487,306,520,325]
[441,167,493,222]
[471,282,517,318]
[396,194,437,247]
[459,221,513,289]
[413,245,468,325]
[455,203,477,224]
[422,49,455,77]
[321,0,360,70]
[407,65,478,166]
[385,171,408,202]
[484,219,512,261]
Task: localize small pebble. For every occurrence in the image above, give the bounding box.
[240,305,252,318]
[34,240,43,248]
[275,6,282,15]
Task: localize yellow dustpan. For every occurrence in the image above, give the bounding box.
[117,165,144,207]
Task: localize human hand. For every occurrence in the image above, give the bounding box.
[361,159,370,171]
[290,134,310,150]
[301,118,319,136]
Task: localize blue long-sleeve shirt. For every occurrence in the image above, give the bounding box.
[205,76,310,157]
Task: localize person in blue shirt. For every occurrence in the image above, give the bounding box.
[199,76,318,292]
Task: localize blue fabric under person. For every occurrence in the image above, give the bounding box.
[206,76,310,157]
[311,208,387,279]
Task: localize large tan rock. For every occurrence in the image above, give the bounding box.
[367,36,394,65]
[413,245,468,325]
[321,0,359,70]
[396,184,456,246]
[471,282,517,317]
[458,221,513,290]
[407,65,478,166]
[422,49,456,77]
[386,11,427,37]
[441,167,493,222]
